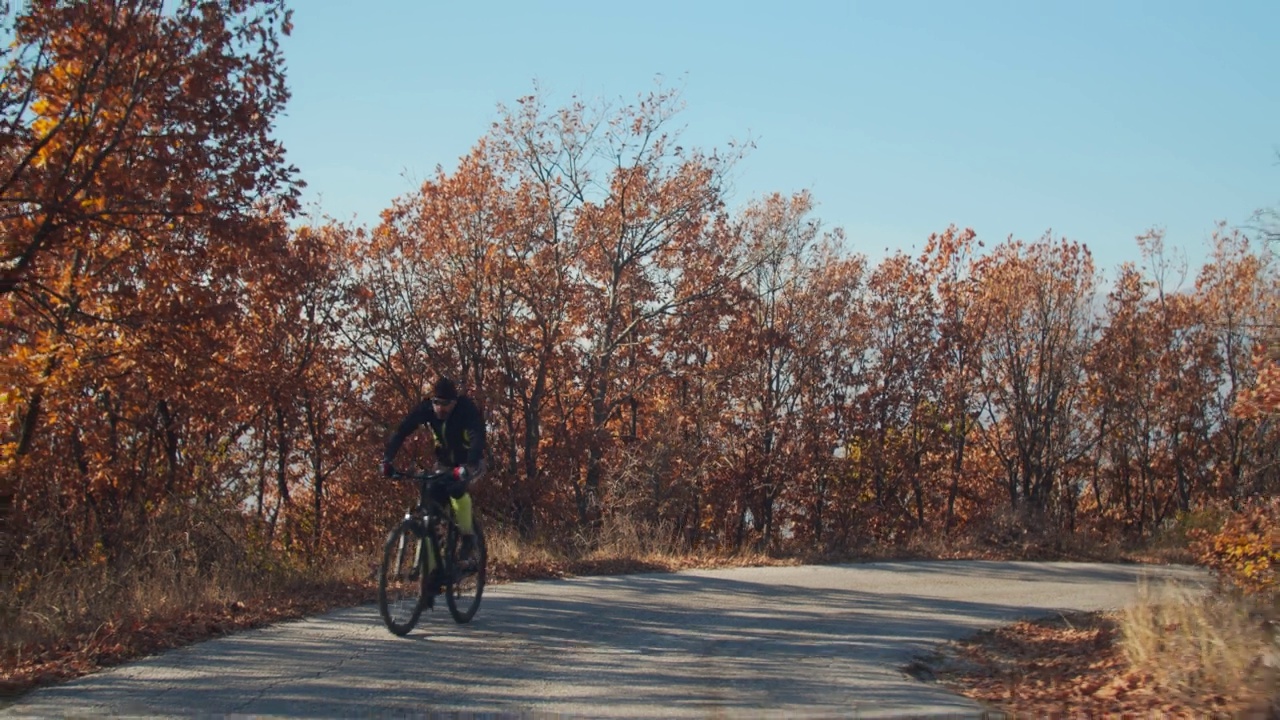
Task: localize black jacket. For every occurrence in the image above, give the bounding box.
[383,396,486,468]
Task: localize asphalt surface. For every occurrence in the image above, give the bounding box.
[2,560,1208,718]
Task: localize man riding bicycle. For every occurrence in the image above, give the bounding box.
[382,376,486,565]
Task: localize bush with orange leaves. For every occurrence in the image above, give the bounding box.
[1191,498,1280,600]
[1213,339,1280,598]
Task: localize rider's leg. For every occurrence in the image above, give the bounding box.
[452,493,477,565]
[450,458,485,538]
[451,493,474,535]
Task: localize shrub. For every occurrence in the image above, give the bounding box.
[1192,498,1280,600]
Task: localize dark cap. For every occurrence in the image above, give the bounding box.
[431,377,458,400]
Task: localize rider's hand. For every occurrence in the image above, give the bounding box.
[447,466,471,498]
[381,460,394,478]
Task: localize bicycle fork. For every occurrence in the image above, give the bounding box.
[400,514,447,596]
[393,516,434,580]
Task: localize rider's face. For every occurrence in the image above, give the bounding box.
[431,397,456,418]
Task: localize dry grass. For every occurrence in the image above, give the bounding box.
[482,524,569,580]
[3,516,318,652]
[1121,582,1279,714]
[924,581,1279,717]
[1,567,374,696]
[484,513,789,580]
[0,512,379,695]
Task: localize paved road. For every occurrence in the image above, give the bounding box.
[3,560,1207,718]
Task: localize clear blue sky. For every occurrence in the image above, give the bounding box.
[276,0,1278,278]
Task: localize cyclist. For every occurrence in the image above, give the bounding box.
[382,376,486,566]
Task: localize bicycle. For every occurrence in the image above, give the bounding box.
[377,467,487,636]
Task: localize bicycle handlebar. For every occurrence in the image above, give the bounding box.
[386,467,470,504]
[388,467,454,483]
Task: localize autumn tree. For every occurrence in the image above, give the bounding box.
[1083,233,1217,535]
[1,0,301,578]
[1196,228,1280,500]
[348,143,566,534]
[973,235,1098,524]
[233,221,356,555]
[854,250,941,537]
[346,87,760,538]
[918,227,990,533]
[469,97,599,535]
[771,234,866,549]
[697,191,866,549]
[559,91,750,528]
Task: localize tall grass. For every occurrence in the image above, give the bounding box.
[483,512,687,571]
[0,506,366,656]
[481,522,567,571]
[482,511,782,577]
[1121,580,1279,713]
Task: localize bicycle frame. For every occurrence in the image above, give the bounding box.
[394,470,464,581]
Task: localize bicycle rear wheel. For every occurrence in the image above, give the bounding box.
[445,518,486,623]
[378,520,426,636]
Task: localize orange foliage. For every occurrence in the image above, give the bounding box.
[1233,342,1280,419]
[1193,498,1280,598]
[2,0,303,572]
[4,2,1280,617]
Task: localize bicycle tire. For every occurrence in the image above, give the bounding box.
[377,520,426,636]
[445,518,486,623]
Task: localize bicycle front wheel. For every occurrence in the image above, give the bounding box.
[445,518,486,623]
[378,520,426,636]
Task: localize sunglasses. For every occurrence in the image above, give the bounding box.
[430,397,455,407]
